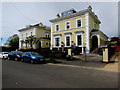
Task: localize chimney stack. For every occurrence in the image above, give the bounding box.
[88,6,92,11]
[56,13,60,18]
[39,22,43,26]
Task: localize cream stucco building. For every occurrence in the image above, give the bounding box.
[50,6,108,53]
[18,23,51,49]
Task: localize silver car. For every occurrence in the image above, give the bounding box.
[0,52,8,59]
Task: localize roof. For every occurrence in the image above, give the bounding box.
[18,23,51,32]
[49,8,101,23]
[91,29,108,39]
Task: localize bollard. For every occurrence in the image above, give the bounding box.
[68,49,72,56]
[103,47,109,63]
[66,48,73,61]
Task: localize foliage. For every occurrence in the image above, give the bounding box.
[45,58,62,64]
[23,35,39,49]
[7,34,19,42]
[9,37,19,50]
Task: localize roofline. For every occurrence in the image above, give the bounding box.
[18,25,38,32]
[99,30,109,39]
[91,29,109,39]
[49,9,101,23]
[18,24,51,32]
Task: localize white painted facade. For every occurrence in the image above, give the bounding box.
[85,13,90,53]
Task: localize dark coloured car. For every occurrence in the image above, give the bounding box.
[8,51,23,61]
[21,52,45,64]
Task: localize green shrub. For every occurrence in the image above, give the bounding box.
[49,58,62,64]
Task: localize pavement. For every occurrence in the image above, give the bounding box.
[52,53,119,72]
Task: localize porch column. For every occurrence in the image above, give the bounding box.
[98,35,100,47]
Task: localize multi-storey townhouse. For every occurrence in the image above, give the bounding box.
[50,6,108,53]
[18,23,51,49]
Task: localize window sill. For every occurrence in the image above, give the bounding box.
[76,27,82,28]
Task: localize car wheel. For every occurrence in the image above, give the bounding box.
[30,60,34,64]
[21,58,24,62]
[8,57,10,60]
[2,56,4,60]
[15,57,18,61]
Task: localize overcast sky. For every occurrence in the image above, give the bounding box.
[0,2,118,44]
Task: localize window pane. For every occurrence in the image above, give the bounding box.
[77,35,82,45]
[26,33,27,37]
[77,20,81,27]
[56,25,59,31]
[66,36,70,46]
[55,38,60,46]
[66,22,70,29]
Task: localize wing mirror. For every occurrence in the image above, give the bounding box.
[28,54,31,56]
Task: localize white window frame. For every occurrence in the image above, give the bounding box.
[31,32,32,36]
[55,24,60,31]
[65,34,71,47]
[45,42,49,46]
[76,33,83,47]
[54,36,61,47]
[45,33,50,38]
[26,33,28,37]
[21,34,23,38]
[76,18,82,28]
[65,21,71,30]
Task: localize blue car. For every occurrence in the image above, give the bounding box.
[21,52,45,64]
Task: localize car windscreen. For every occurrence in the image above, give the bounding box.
[30,52,41,56]
[4,52,8,54]
[16,51,22,55]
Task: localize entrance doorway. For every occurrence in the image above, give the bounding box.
[92,35,98,48]
[39,42,41,49]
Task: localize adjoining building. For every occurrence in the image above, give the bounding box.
[49,6,108,53]
[18,23,51,50]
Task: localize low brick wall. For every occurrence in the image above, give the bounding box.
[115,45,120,52]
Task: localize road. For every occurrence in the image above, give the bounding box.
[2,59,118,88]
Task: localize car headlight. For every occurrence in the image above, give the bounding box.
[17,55,20,57]
[32,56,36,59]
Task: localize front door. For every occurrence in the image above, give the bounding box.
[39,42,41,49]
[92,36,98,48]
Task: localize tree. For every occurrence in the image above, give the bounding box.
[24,35,39,49]
[8,34,19,50]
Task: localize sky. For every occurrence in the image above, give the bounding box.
[0,1,118,45]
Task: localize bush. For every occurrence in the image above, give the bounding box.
[50,58,62,64]
[66,55,73,61]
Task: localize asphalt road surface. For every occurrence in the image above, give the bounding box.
[2,59,118,88]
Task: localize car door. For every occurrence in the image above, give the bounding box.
[26,53,32,62]
[22,52,28,62]
[0,52,3,58]
[23,52,31,62]
[9,51,15,60]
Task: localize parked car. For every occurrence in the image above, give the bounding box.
[21,52,45,64]
[0,52,8,59]
[8,51,23,61]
